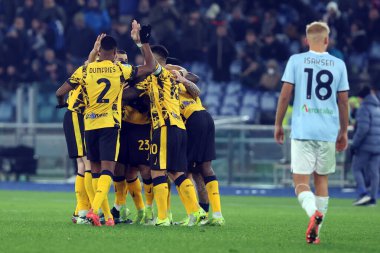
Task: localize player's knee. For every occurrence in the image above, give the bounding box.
[294,183,311,195]
[126,167,138,181]
[200,162,215,178]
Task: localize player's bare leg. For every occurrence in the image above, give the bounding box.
[313,173,329,244]
[126,167,145,224]
[192,172,209,213]
[168,171,206,226]
[111,162,130,224]
[86,161,115,226]
[151,170,170,226]
[293,174,323,244]
[139,165,155,224]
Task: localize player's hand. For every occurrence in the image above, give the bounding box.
[93,33,106,52]
[336,131,348,152]
[274,125,284,145]
[131,20,141,44]
[56,103,68,109]
[170,70,186,83]
[139,24,151,44]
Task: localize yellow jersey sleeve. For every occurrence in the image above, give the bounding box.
[119,63,137,82]
[178,83,205,120]
[67,66,84,88]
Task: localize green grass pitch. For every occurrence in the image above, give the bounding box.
[0,190,378,253]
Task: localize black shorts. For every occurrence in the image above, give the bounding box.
[85,127,120,162]
[63,110,86,158]
[150,126,187,172]
[186,110,216,171]
[118,122,150,167]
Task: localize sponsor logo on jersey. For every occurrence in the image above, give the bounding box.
[302,104,333,115]
[85,112,108,119]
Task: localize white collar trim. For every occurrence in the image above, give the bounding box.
[309,50,329,55]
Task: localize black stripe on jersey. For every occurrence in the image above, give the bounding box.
[282,81,295,86]
[82,65,88,79]
[130,65,138,80]
[338,90,349,93]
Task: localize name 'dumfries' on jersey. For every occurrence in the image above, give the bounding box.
[86,112,108,119]
[89,66,117,74]
[304,57,335,67]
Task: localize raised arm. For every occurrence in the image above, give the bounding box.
[171,70,201,98]
[166,64,200,83]
[336,91,349,152]
[274,83,294,144]
[130,20,156,78]
[88,33,106,63]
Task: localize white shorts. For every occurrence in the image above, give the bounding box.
[291,139,336,175]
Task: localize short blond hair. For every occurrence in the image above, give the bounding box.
[306,21,330,43]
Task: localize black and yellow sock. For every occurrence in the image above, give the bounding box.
[75,173,90,214]
[92,170,113,220]
[127,177,145,210]
[153,176,168,220]
[84,170,95,206]
[204,175,222,214]
[143,178,154,206]
[175,175,199,213]
[114,176,127,208]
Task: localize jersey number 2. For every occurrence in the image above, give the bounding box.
[97,78,111,103]
[304,68,333,100]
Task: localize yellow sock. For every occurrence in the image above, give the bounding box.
[167,178,172,212]
[143,178,154,206]
[92,172,113,218]
[176,177,199,213]
[114,177,127,206]
[74,204,79,216]
[91,174,111,218]
[153,176,168,220]
[127,177,145,210]
[84,171,95,206]
[205,178,222,213]
[75,174,89,212]
[176,186,190,215]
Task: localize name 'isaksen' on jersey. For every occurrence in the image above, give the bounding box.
[304,57,335,66]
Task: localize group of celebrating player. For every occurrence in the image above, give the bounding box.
[55,20,224,227]
[55,17,350,245]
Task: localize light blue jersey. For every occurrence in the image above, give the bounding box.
[282,50,349,142]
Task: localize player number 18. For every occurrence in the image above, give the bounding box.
[304,68,333,100]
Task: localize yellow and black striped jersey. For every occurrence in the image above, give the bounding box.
[67,60,136,130]
[122,93,151,125]
[136,66,185,130]
[67,85,86,114]
[178,83,205,120]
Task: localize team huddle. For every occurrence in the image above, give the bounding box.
[56,18,350,244]
[56,20,224,227]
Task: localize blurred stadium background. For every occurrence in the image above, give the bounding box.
[0,0,378,191]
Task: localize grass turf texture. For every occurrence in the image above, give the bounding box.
[0,190,378,253]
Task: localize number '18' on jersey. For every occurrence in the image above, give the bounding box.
[281,51,349,142]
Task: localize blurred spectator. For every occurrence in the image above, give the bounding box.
[111,18,138,64]
[3,65,20,90]
[181,9,208,62]
[83,0,111,34]
[261,33,289,62]
[135,0,151,25]
[40,48,64,84]
[16,0,38,29]
[258,59,281,91]
[328,38,344,60]
[149,0,181,53]
[27,18,47,58]
[347,21,368,74]
[351,86,380,206]
[40,0,66,27]
[284,23,301,55]
[66,12,96,65]
[208,24,236,82]
[368,8,380,42]
[323,1,348,49]
[261,10,281,35]
[229,7,247,42]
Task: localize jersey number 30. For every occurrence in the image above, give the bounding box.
[304,68,333,100]
[97,78,111,103]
